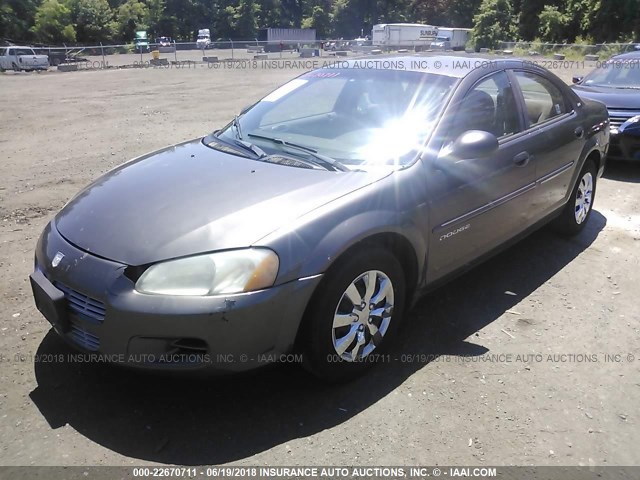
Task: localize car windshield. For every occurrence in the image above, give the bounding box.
[213,68,456,168]
[582,58,640,89]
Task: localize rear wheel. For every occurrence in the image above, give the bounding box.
[553,159,597,236]
[302,247,406,382]
[11,62,19,72]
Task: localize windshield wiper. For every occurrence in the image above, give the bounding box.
[247,133,350,172]
[232,115,244,140]
[207,133,267,159]
[233,139,267,158]
[227,116,268,158]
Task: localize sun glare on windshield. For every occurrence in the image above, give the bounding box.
[215,69,456,168]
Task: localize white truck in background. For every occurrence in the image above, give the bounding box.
[0,46,49,72]
[371,23,438,51]
[196,29,211,49]
[430,27,472,51]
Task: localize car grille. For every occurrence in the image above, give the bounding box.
[54,282,106,323]
[69,320,100,351]
[608,109,640,130]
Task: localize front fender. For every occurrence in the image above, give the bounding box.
[297,209,426,282]
[258,167,430,287]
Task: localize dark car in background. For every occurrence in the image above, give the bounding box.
[572,51,640,161]
[30,57,609,381]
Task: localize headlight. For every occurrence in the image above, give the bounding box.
[135,248,279,296]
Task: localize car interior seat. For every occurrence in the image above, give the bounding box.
[458,90,498,136]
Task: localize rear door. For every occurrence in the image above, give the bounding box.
[426,70,537,282]
[509,69,585,217]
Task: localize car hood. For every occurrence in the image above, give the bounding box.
[571,85,640,109]
[55,139,391,266]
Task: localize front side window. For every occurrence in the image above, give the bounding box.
[513,71,568,127]
[450,71,521,139]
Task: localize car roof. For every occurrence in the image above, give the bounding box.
[338,55,520,79]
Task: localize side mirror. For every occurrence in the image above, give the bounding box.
[448,130,499,160]
[572,75,583,84]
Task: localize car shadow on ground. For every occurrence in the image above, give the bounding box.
[30,211,606,465]
[603,160,640,184]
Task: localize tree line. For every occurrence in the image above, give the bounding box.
[0,0,638,47]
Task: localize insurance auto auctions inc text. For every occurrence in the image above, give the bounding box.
[202,466,498,478]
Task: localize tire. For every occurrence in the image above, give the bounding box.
[553,159,597,236]
[302,247,406,382]
[11,62,19,72]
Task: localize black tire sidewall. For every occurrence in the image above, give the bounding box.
[303,247,406,381]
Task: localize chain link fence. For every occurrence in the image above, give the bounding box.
[499,41,640,60]
[5,38,640,72]
[3,37,470,72]
[20,40,356,70]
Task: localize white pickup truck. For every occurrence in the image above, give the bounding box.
[0,46,49,72]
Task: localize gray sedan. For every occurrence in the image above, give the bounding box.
[30,56,609,381]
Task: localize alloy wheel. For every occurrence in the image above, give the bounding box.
[574,172,593,224]
[331,270,394,361]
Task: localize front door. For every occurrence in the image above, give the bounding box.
[426,70,537,283]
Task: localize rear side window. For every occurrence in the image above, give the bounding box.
[513,71,567,127]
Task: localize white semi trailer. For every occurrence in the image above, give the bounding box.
[258,28,317,52]
[371,23,438,51]
[430,27,472,51]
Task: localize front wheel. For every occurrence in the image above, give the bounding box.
[302,247,406,382]
[553,159,597,236]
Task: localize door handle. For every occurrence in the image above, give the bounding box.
[574,126,584,138]
[512,151,531,167]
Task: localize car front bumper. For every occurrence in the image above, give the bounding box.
[608,131,640,161]
[31,221,322,373]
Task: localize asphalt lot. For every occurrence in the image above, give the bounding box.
[0,54,639,467]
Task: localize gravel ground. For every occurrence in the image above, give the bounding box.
[0,55,639,468]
